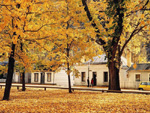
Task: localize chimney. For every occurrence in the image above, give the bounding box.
[127,49,131,67]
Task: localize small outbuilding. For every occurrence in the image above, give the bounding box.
[126,63,150,89]
[31,68,74,87]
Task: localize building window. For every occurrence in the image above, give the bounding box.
[34,73,39,82]
[81,72,86,82]
[0,73,7,79]
[135,74,140,81]
[104,72,108,82]
[47,73,52,82]
[93,72,97,86]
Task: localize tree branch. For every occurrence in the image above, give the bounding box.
[126,0,150,17]
[141,0,149,9]
[81,0,106,45]
[24,24,52,32]
[120,24,146,55]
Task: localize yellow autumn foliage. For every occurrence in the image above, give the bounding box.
[0,88,150,112]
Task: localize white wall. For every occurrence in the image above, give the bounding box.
[74,67,150,89]
[120,69,128,88]
[75,64,128,87]
[74,65,88,85]
[30,70,74,86]
[75,64,109,86]
[125,71,150,89]
[54,69,74,87]
[12,72,30,83]
[13,72,20,82]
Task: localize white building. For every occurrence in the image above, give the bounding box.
[126,63,150,89]
[2,60,150,89]
[31,68,74,87]
[74,54,129,88]
[1,66,74,87]
[74,55,150,89]
[31,71,54,84]
[54,69,74,87]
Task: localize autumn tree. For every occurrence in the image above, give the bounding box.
[0,0,57,100]
[81,0,150,90]
[42,0,99,93]
[15,42,34,91]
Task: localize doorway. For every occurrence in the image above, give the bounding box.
[93,72,97,86]
[41,72,45,84]
[28,73,31,83]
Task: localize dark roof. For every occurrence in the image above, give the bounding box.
[0,61,8,66]
[128,63,150,71]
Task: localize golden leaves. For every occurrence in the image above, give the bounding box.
[0,89,150,112]
[141,14,144,18]
[140,21,145,26]
[0,27,2,32]
[0,0,149,74]
[12,35,18,44]
[133,63,137,69]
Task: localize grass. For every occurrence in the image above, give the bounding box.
[0,88,150,113]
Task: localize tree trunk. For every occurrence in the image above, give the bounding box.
[68,72,72,93]
[67,46,72,93]
[81,0,124,91]
[3,43,15,100]
[108,61,120,90]
[21,43,26,91]
[22,71,26,91]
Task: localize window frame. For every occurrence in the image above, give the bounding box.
[81,72,86,82]
[148,73,150,81]
[0,73,7,79]
[47,73,52,82]
[104,72,108,82]
[34,73,39,82]
[135,73,141,82]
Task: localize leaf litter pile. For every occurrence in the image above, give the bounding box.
[0,88,150,113]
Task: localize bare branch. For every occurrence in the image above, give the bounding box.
[24,24,52,32]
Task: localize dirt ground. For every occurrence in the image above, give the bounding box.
[0,88,150,113]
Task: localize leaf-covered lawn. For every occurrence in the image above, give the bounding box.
[0,88,150,113]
